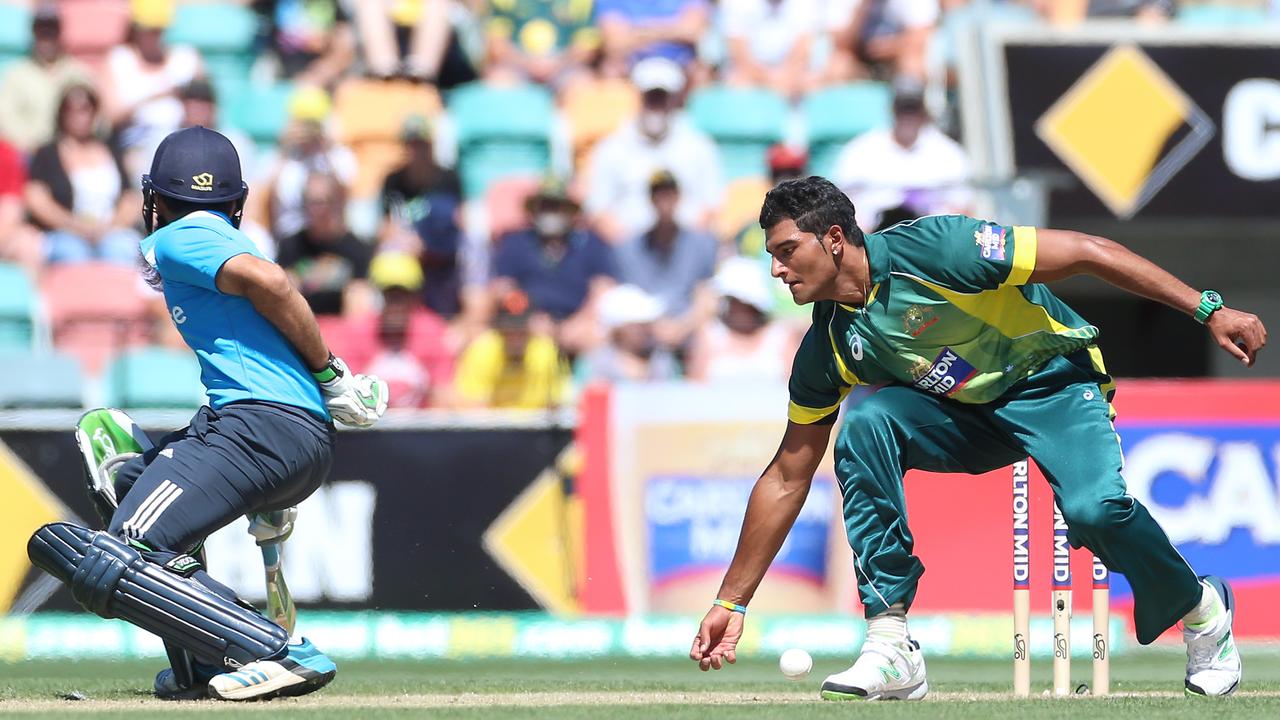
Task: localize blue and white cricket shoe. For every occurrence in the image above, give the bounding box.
[207,637,337,701]
[1184,576,1242,697]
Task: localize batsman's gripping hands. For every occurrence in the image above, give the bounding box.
[690,604,744,671]
[246,507,297,546]
[313,355,389,428]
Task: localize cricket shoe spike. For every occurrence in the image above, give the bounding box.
[207,637,336,701]
[1184,575,1242,697]
[820,637,928,701]
[154,661,221,701]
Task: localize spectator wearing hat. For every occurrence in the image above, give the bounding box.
[251,0,356,88]
[482,0,599,87]
[454,289,570,409]
[25,84,142,266]
[584,56,723,244]
[258,86,357,239]
[277,172,377,317]
[596,0,710,74]
[0,3,92,153]
[576,284,681,383]
[830,76,972,232]
[378,115,468,319]
[491,177,617,354]
[105,0,205,182]
[344,252,456,408]
[614,170,718,352]
[721,0,825,101]
[687,257,797,383]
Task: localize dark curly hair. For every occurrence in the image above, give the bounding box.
[758,176,863,247]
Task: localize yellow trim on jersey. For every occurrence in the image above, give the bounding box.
[900,273,1085,340]
[788,386,852,424]
[1086,345,1118,418]
[1006,226,1038,287]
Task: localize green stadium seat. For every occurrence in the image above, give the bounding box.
[166,3,258,55]
[0,3,32,57]
[0,263,35,351]
[802,82,893,178]
[448,83,554,198]
[225,82,294,146]
[687,85,788,180]
[103,347,205,409]
[0,350,83,408]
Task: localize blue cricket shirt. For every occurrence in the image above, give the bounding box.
[140,211,329,421]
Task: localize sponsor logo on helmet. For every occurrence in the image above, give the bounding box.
[191,173,214,192]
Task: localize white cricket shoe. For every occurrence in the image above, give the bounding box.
[820,637,928,701]
[1184,576,1242,697]
[207,638,336,701]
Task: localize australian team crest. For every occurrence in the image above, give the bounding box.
[903,305,939,338]
[975,224,1006,261]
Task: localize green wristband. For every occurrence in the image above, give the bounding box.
[312,354,339,383]
[713,599,747,614]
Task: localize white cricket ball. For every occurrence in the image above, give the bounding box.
[779,648,812,680]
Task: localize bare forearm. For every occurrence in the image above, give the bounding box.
[716,471,810,605]
[1048,233,1200,315]
[247,283,331,371]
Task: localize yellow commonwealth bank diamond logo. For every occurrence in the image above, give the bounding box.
[1036,45,1215,219]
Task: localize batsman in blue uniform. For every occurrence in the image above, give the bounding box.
[27,126,388,701]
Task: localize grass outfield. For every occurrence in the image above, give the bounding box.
[1,651,1278,718]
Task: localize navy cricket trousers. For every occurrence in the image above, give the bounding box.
[107,401,333,557]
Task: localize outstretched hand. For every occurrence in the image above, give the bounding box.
[689,605,744,671]
[1207,308,1267,367]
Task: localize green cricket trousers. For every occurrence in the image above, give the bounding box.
[835,349,1201,644]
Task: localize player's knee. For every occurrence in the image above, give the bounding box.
[1057,494,1131,534]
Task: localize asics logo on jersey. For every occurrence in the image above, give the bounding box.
[850,333,864,361]
[171,306,187,325]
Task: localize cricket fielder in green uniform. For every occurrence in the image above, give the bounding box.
[689,177,1267,699]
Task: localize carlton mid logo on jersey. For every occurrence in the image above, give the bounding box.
[975,224,1006,261]
[912,347,978,396]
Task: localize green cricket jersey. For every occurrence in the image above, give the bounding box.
[788,215,1109,423]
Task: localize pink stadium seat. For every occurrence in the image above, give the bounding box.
[314,314,373,371]
[41,263,152,375]
[59,0,130,61]
[485,176,541,242]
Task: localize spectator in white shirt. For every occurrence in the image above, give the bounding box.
[830,77,972,232]
[584,57,724,244]
[720,0,822,100]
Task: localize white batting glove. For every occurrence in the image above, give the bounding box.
[246,507,297,546]
[311,354,389,428]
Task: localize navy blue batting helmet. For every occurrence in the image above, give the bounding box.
[142,126,248,232]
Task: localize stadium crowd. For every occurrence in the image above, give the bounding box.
[0,0,1273,410]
